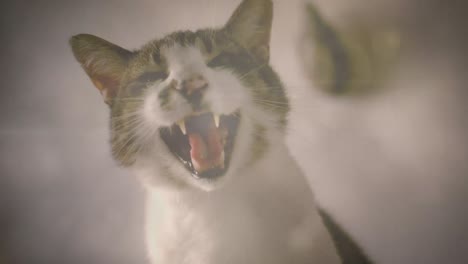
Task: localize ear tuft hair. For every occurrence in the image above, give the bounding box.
[69,34,133,105]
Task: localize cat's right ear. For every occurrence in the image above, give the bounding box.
[224,0,273,63]
[69,34,133,105]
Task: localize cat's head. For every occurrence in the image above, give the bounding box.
[70,0,288,191]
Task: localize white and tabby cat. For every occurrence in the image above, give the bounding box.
[70,0,348,263]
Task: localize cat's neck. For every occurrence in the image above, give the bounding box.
[148,141,310,206]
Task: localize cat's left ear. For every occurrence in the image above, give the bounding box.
[69,34,133,105]
[224,0,273,62]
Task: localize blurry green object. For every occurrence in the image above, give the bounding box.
[301,2,400,95]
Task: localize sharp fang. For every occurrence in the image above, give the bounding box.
[214,114,220,128]
[178,120,187,135]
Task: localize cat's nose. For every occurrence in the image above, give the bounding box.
[176,74,208,109]
[180,74,208,95]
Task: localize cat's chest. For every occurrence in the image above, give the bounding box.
[153,174,288,237]
[144,149,336,264]
[149,189,301,264]
[152,148,310,230]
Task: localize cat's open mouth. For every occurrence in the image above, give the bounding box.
[159,111,240,179]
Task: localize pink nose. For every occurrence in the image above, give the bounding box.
[180,74,208,96]
[172,74,208,109]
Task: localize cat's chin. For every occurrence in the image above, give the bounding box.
[159,110,240,181]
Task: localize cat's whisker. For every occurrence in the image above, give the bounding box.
[247,122,319,147]
[112,119,145,131]
[111,112,141,122]
[253,98,290,105]
[113,120,150,161]
[110,97,144,101]
[111,113,145,128]
[110,111,143,122]
[256,104,289,111]
[124,126,152,159]
[138,125,159,148]
[130,122,161,160]
[113,124,146,146]
[113,96,145,101]
[113,117,146,139]
[244,114,279,128]
[243,108,337,146]
[253,100,290,108]
[239,63,268,81]
[253,101,290,110]
[111,109,141,117]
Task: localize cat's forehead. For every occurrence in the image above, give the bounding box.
[162,44,205,70]
[125,29,236,79]
[138,29,231,63]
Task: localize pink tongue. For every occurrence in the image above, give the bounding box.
[188,126,223,172]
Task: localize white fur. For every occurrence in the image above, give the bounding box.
[133,45,340,263]
[144,143,340,264]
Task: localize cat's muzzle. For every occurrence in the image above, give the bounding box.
[159,111,240,180]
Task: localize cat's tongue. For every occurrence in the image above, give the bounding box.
[188,126,224,173]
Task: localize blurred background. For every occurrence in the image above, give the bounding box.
[0,0,467,263]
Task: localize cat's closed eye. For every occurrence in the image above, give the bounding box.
[136,71,168,84]
[207,50,256,73]
[207,52,232,68]
[125,71,168,96]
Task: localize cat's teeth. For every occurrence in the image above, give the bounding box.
[213,114,220,128]
[178,120,187,135]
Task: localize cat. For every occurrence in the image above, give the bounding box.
[69,0,369,263]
